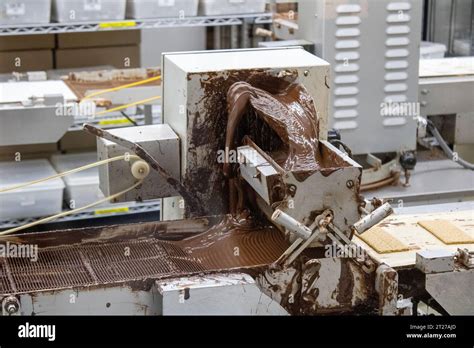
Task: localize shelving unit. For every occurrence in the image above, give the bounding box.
[0,13,272,36]
[0,200,161,230]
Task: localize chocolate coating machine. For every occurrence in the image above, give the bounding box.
[1,48,473,316]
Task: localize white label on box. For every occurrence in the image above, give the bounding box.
[158,0,175,7]
[6,3,26,16]
[229,0,245,3]
[84,0,102,11]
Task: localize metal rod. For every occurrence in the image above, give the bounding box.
[144,104,153,125]
[213,26,221,49]
[352,203,393,235]
[285,228,322,266]
[241,19,250,48]
[272,209,312,240]
[231,25,239,48]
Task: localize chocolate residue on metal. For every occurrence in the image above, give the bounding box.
[336,261,355,306]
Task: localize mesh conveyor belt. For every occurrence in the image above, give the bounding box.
[0,227,288,295]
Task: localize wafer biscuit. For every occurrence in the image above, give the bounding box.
[418,220,474,244]
[358,226,410,254]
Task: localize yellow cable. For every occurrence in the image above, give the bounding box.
[0,154,150,236]
[95,96,161,116]
[0,179,144,236]
[0,155,141,194]
[82,75,161,101]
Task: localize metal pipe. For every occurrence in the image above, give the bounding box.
[352,203,393,235]
[230,25,239,49]
[241,19,250,48]
[271,209,312,240]
[448,0,457,54]
[213,26,221,49]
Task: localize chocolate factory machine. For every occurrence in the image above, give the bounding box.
[1,48,473,316]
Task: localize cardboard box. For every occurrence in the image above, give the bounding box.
[0,50,53,73]
[57,31,141,49]
[55,45,141,69]
[59,131,97,152]
[0,35,55,51]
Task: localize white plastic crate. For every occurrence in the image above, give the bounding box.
[0,0,51,25]
[127,0,198,19]
[420,41,447,60]
[52,0,126,23]
[0,160,65,220]
[199,0,266,16]
[50,152,105,209]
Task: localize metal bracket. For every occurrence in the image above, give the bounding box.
[456,248,474,268]
[272,210,333,268]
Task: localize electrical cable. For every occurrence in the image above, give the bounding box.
[427,120,474,171]
[330,139,353,158]
[0,155,151,236]
[0,155,140,193]
[95,96,161,116]
[82,75,161,101]
[120,110,138,126]
[0,179,144,236]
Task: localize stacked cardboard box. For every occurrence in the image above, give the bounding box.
[0,35,54,73]
[55,31,141,69]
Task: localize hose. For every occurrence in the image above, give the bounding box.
[427,120,474,170]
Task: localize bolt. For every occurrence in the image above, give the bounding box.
[346,180,354,189]
[304,70,310,77]
[421,89,429,95]
[4,297,19,315]
[287,184,297,196]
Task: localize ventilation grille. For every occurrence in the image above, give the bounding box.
[384,1,412,127]
[332,3,362,131]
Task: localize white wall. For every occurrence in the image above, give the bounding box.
[140,27,207,67]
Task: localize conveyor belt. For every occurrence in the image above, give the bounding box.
[353,210,474,268]
[0,217,288,295]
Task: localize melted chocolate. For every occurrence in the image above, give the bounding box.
[225,81,321,177]
[176,212,288,269]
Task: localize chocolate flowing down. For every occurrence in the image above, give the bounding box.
[225,81,320,176]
